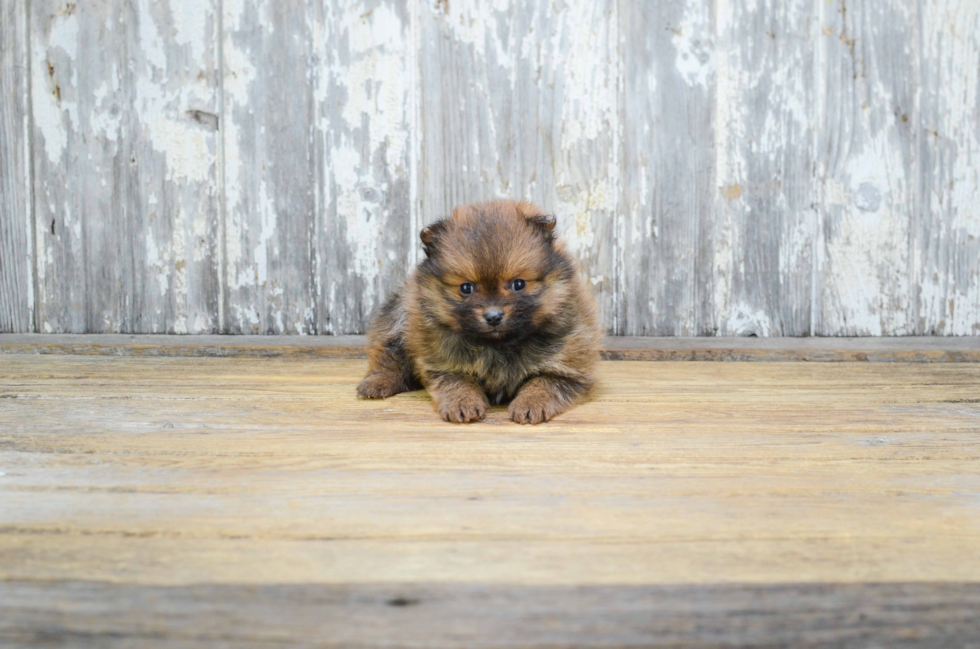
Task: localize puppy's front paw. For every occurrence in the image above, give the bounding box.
[508,392,564,425]
[357,371,404,399]
[437,393,487,423]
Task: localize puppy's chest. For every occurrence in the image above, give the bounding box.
[456,347,544,401]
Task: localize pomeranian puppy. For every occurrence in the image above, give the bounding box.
[357,199,600,424]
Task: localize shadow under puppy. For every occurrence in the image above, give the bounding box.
[357,199,600,424]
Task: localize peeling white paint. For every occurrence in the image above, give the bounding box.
[556,4,616,152]
[193,313,209,332]
[712,26,735,329]
[823,120,912,335]
[31,20,75,164]
[337,4,409,174]
[555,178,615,257]
[10,0,978,336]
[727,304,772,337]
[48,10,79,59]
[136,1,168,73]
[915,0,980,335]
[672,2,713,88]
[439,0,512,59]
[220,0,256,306]
[145,230,169,295]
[169,0,211,64]
[150,117,212,182]
[221,13,257,107]
[24,0,221,334]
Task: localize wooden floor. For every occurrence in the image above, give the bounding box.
[1,350,980,646]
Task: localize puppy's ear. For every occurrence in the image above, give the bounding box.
[526,213,557,231]
[420,219,447,256]
[515,201,557,232]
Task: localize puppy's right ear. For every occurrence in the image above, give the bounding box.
[420,219,447,256]
[526,213,557,231]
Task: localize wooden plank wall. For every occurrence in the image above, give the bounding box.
[28,0,222,334]
[1,0,978,336]
[0,0,33,333]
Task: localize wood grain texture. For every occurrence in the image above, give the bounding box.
[3,581,980,648]
[712,0,816,336]
[2,355,979,643]
[29,1,221,334]
[0,0,33,333]
[618,0,715,335]
[915,1,980,335]
[3,1,979,336]
[1,333,978,361]
[419,0,618,330]
[812,0,917,335]
[314,0,414,335]
[221,0,317,334]
[223,0,412,335]
[1,356,979,586]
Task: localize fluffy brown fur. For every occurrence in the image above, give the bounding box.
[357,199,600,424]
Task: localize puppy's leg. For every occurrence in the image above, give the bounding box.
[357,338,416,398]
[426,372,488,423]
[358,293,419,399]
[509,375,591,424]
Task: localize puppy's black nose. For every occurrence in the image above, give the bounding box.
[483,309,504,327]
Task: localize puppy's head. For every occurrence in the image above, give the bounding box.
[417,200,575,342]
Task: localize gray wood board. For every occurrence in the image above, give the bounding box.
[711,0,816,336]
[618,0,716,336]
[222,0,413,335]
[0,334,977,362]
[222,0,318,334]
[1,1,978,336]
[812,0,916,335]
[419,0,618,331]
[29,1,221,334]
[0,0,33,333]
[914,1,980,335]
[1,580,979,648]
[314,0,414,335]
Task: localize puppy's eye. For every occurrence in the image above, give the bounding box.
[459,282,475,297]
[511,279,526,292]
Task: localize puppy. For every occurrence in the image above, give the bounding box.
[357,199,600,424]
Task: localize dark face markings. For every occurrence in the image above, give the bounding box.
[418,209,576,344]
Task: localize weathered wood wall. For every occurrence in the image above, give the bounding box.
[0,0,33,333]
[1,0,978,336]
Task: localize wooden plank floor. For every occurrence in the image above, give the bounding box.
[1,354,980,646]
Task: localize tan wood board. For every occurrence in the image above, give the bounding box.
[1,355,979,588]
